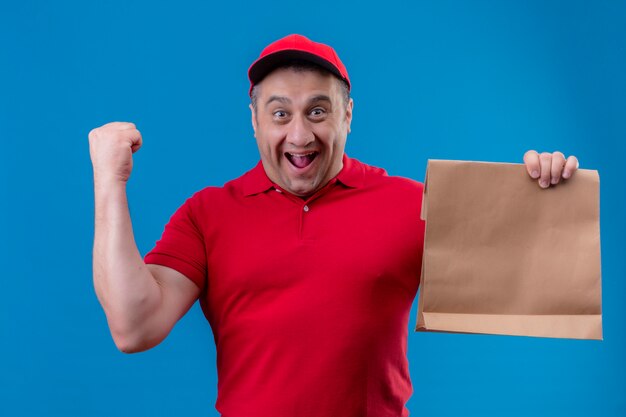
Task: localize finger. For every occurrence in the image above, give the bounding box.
[119,128,142,153]
[523,150,540,179]
[114,128,141,147]
[539,152,552,188]
[563,156,579,179]
[550,151,566,185]
[130,129,142,153]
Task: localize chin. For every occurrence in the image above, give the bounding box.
[290,186,315,197]
[286,180,318,197]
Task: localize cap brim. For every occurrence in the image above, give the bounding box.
[248,50,345,87]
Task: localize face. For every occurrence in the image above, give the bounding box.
[250,67,353,198]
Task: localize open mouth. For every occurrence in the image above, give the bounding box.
[285,151,319,169]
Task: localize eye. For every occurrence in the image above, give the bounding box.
[309,107,326,117]
[272,110,288,119]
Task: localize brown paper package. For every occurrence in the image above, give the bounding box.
[416,160,602,340]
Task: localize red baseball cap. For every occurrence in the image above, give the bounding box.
[248,34,350,96]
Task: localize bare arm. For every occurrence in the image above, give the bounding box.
[90,122,200,353]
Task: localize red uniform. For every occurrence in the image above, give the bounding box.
[145,154,425,417]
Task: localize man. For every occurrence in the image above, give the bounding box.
[88,34,578,417]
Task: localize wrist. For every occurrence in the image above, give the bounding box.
[93,172,128,192]
[93,176,128,207]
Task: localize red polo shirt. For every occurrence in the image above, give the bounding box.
[145,155,425,417]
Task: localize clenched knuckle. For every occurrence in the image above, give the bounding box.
[88,128,101,141]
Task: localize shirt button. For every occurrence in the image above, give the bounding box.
[303,205,310,212]
[275,189,282,193]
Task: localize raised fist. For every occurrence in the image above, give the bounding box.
[88,122,143,184]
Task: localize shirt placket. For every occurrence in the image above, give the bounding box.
[272,179,338,241]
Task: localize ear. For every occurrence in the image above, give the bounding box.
[249,103,258,138]
[345,98,354,134]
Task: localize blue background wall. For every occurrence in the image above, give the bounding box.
[1,1,624,416]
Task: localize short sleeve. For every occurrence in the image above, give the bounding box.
[144,196,207,291]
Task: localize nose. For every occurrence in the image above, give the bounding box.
[286,114,314,148]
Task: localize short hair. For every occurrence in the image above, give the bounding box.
[250,59,350,113]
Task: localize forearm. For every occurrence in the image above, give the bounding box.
[93,180,162,351]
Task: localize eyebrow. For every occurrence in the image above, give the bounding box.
[264,94,333,107]
[265,95,291,106]
[307,95,332,105]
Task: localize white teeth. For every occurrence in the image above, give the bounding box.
[287,152,316,157]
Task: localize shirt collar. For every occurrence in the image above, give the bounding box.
[335,153,365,189]
[242,160,275,196]
[242,153,365,197]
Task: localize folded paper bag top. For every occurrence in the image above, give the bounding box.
[416,160,602,340]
